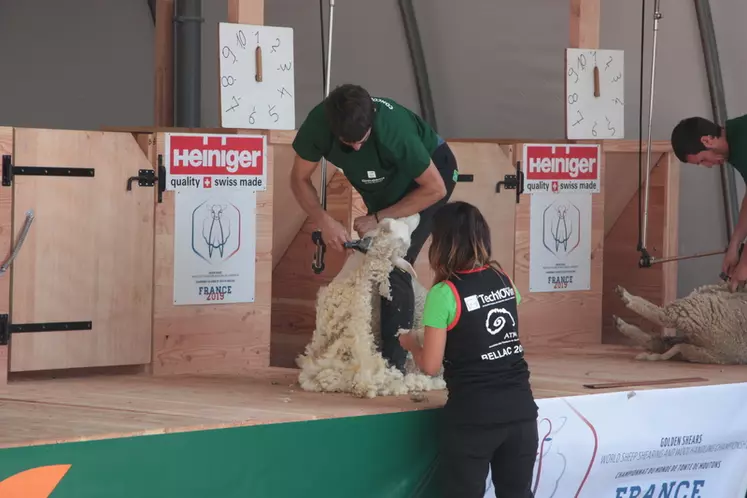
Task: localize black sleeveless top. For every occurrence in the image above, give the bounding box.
[441,266,538,425]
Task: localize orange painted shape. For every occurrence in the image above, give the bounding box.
[0,464,71,498]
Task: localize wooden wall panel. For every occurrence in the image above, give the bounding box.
[0,127,12,384]
[602,152,678,344]
[513,142,605,346]
[271,171,353,367]
[151,132,273,374]
[272,146,337,269]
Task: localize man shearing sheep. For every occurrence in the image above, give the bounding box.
[670,115,747,291]
[290,83,459,372]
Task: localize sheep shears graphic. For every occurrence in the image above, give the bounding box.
[541,199,582,257]
[191,199,242,264]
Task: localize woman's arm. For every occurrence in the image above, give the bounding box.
[402,327,447,376]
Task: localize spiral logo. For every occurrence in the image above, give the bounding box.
[485,308,515,335]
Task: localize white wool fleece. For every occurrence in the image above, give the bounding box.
[296,214,446,398]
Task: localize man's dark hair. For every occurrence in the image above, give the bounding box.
[323,84,375,143]
[670,116,722,162]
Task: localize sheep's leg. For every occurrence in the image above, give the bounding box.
[613,315,654,349]
[676,344,728,365]
[616,286,672,328]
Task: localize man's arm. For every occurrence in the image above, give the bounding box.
[289,154,327,224]
[375,162,447,220]
[729,195,747,250]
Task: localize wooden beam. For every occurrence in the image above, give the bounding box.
[228,0,264,24]
[154,0,175,127]
[0,128,11,385]
[570,0,600,49]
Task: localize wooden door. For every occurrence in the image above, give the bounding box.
[9,128,155,372]
[413,141,518,288]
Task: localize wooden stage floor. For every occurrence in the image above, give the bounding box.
[0,345,745,450]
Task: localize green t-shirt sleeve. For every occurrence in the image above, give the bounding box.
[422,282,457,329]
[514,283,522,305]
[292,104,331,163]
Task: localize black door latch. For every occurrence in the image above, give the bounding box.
[496,161,525,203]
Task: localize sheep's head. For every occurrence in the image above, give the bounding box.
[359,214,421,279]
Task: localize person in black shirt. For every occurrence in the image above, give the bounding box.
[399,200,539,498]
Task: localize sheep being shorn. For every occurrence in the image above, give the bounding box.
[613,283,747,364]
[296,214,446,398]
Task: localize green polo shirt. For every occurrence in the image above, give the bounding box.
[726,114,747,183]
[292,96,442,214]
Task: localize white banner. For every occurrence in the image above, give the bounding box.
[484,382,747,497]
[529,192,592,292]
[173,188,257,305]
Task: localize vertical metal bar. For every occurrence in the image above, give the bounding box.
[319,0,335,211]
[641,0,662,250]
[174,0,202,127]
[398,0,437,131]
[694,0,739,237]
[311,0,336,274]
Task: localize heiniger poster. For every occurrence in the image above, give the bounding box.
[529,192,592,292]
[173,188,257,305]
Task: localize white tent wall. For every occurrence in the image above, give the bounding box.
[0,0,744,297]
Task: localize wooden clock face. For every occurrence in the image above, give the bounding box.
[218,22,296,131]
[565,48,625,140]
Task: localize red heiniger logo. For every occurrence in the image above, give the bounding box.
[525,144,598,181]
[168,134,264,176]
[523,143,600,194]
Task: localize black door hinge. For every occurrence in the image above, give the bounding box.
[2,155,95,187]
[0,314,92,346]
[495,161,525,204]
[126,154,166,203]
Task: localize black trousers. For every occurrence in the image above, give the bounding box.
[378,141,458,372]
[441,418,539,498]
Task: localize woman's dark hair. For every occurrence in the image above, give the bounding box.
[323,83,375,143]
[428,201,501,284]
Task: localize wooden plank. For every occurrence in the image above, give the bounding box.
[228,0,264,24]
[661,152,680,336]
[0,127,10,384]
[9,129,155,371]
[1,344,746,449]
[602,159,669,344]
[583,377,708,390]
[270,172,353,367]
[154,0,175,127]
[413,142,518,288]
[272,145,338,269]
[151,132,273,374]
[604,151,665,236]
[513,142,605,345]
[570,0,600,49]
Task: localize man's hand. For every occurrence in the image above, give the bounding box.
[722,243,741,278]
[353,215,378,237]
[319,214,351,252]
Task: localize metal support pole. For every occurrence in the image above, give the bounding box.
[174,0,203,127]
[694,0,739,238]
[640,0,661,253]
[398,0,437,131]
[311,0,336,274]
